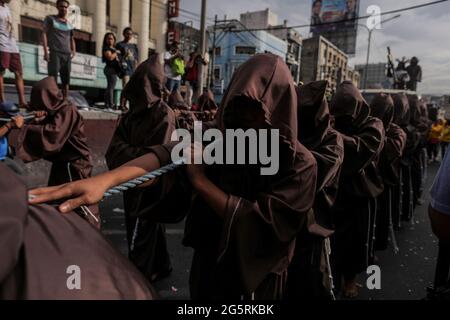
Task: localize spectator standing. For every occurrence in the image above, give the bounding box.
[42,0,75,101]
[184,50,206,107]
[429,147,450,290]
[102,32,122,110]
[164,42,184,94]
[441,119,450,157]
[0,0,27,108]
[116,27,138,110]
[428,119,444,163]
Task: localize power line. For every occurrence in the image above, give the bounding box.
[232,0,449,32]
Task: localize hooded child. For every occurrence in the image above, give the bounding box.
[105,53,181,283]
[329,81,385,298]
[370,94,407,251]
[286,80,344,300]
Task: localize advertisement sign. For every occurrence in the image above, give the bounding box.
[168,0,180,19]
[310,0,360,55]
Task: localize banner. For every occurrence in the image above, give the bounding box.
[310,0,360,55]
[38,46,97,80]
[168,0,180,19]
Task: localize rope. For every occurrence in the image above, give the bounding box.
[0,113,36,123]
[103,159,185,198]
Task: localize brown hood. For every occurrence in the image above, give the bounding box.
[419,101,429,118]
[29,77,70,115]
[330,81,370,132]
[216,53,298,161]
[407,94,422,126]
[296,80,330,149]
[392,93,410,127]
[123,54,165,112]
[370,93,395,129]
[168,90,189,110]
[198,89,218,112]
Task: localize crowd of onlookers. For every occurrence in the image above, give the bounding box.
[427,118,450,163]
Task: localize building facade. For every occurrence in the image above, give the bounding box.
[5,0,169,101]
[355,63,389,89]
[240,9,302,83]
[209,21,287,97]
[300,36,359,92]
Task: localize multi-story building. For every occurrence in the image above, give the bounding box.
[300,35,359,92]
[240,9,302,83]
[6,0,169,101]
[169,20,201,57]
[209,20,287,97]
[355,63,389,89]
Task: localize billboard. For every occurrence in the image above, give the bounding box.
[310,0,360,55]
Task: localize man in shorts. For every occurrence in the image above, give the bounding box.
[0,0,27,108]
[42,0,76,101]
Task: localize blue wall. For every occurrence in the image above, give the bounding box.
[212,30,287,95]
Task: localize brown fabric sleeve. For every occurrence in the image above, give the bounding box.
[217,144,317,295]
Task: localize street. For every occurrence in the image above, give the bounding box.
[100,163,442,301]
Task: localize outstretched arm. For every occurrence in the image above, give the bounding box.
[29,152,161,213]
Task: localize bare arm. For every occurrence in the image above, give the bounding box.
[42,30,49,61]
[71,36,76,58]
[29,152,161,213]
[0,123,12,138]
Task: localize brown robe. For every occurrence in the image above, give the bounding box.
[15,77,93,186]
[393,94,420,222]
[149,54,318,300]
[14,77,98,227]
[105,55,179,283]
[286,80,344,299]
[197,89,218,121]
[329,81,385,282]
[0,163,155,300]
[408,94,429,208]
[370,94,407,250]
[167,90,197,131]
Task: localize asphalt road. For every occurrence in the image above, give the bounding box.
[100,163,442,300]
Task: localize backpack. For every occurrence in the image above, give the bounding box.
[171,57,185,77]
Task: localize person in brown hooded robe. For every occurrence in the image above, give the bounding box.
[105,54,179,283]
[286,80,344,300]
[370,94,407,252]
[392,94,420,226]
[408,94,430,209]
[14,77,98,227]
[15,77,93,187]
[167,89,197,131]
[196,88,218,121]
[0,163,155,300]
[30,53,318,301]
[329,81,385,298]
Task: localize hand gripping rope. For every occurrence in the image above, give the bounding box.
[103,159,186,198]
[0,113,37,123]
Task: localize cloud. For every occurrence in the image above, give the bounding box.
[180,0,450,94]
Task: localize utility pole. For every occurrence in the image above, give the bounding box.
[361,14,401,89]
[198,0,207,92]
[207,15,218,90]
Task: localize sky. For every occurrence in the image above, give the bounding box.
[178,0,450,95]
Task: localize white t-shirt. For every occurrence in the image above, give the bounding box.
[164,51,181,81]
[0,4,19,53]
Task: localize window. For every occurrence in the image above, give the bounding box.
[213,66,221,80]
[235,46,256,55]
[214,46,221,56]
